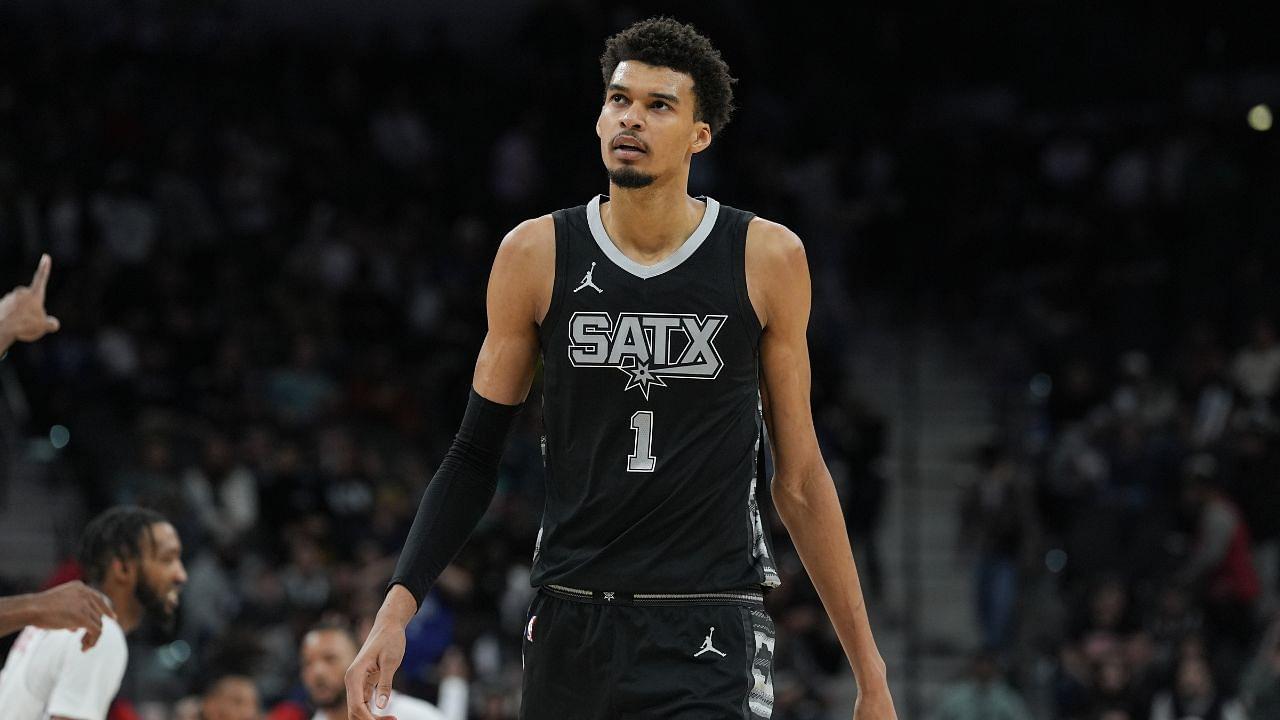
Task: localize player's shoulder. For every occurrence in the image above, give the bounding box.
[745,215,806,267]
[499,214,555,254]
[79,616,128,665]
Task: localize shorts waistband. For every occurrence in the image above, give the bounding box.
[541,583,765,607]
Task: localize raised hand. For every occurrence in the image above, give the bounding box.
[0,253,61,353]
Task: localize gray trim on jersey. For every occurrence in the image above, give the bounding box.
[741,606,776,719]
[586,194,721,279]
[750,393,782,588]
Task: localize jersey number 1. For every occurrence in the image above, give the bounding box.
[628,410,657,472]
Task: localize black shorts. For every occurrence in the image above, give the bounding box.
[520,585,776,720]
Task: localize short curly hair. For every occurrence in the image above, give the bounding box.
[600,17,737,136]
[79,505,167,585]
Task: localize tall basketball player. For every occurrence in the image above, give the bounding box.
[347,17,897,720]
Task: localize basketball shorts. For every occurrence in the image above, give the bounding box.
[519,585,776,719]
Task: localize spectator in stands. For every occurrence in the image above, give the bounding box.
[1149,653,1245,720]
[202,674,263,720]
[1231,316,1280,405]
[1239,616,1280,719]
[932,651,1034,720]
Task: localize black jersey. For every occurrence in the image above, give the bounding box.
[530,194,781,593]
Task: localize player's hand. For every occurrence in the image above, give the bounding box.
[345,586,415,720]
[31,580,116,651]
[0,254,60,349]
[853,658,897,720]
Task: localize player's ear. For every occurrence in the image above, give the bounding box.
[691,122,712,154]
[109,556,138,585]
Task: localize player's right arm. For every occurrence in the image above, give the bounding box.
[0,581,115,651]
[345,216,553,720]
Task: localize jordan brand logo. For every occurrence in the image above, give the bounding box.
[574,262,604,294]
[694,627,727,658]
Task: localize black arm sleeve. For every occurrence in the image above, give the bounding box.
[388,387,523,608]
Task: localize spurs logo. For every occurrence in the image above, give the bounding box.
[567,312,726,398]
[603,592,615,602]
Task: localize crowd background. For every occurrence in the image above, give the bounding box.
[1,2,1279,719]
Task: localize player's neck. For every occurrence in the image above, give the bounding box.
[99,580,141,632]
[601,181,705,261]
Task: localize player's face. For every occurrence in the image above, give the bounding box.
[136,521,186,621]
[202,678,262,720]
[596,61,711,188]
[301,630,357,709]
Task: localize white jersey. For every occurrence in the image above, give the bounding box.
[313,684,465,720]
[0,616,129,720]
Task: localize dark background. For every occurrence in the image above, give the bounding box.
[1,2,1279,718]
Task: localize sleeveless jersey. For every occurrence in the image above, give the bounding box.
[530,194,781,592]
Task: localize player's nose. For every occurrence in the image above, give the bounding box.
[174,561,189,585]
[619,105,644,128]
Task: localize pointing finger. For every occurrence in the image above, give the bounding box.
[30,254,51,299]
[46,316,60,334]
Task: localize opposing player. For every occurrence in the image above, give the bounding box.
[0,506,187,720]
[347,16,896,719]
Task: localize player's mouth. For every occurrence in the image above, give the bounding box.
[611,134,647,160]
[165,588,181,610]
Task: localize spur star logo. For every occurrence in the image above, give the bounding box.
[568,311,726,398]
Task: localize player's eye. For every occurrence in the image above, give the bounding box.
[610,94,627,104]
[651,101,668,110]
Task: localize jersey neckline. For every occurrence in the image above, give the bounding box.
[586,194,721,279]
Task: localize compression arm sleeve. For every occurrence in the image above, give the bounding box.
[389,388,523,608]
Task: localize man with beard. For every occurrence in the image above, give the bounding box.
[0,506,187,719]
[300,622,464,720]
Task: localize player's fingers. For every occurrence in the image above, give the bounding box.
[30,254,51,298]
[344,659,379,720]
[80,624,101,651]
[375,660,398,710]
[46,316,60,333]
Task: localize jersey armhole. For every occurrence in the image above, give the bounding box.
[731,212,763,352]
[540,210,571,339]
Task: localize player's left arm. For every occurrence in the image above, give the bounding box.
[748,219,897,719]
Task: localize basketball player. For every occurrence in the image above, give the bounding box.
[0,506,187,719]
[301,622,464,720]
[0,253,60,356]
[347,17,896,719]
[202,674,263,720]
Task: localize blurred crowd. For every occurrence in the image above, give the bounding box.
[936,40,1280,720]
